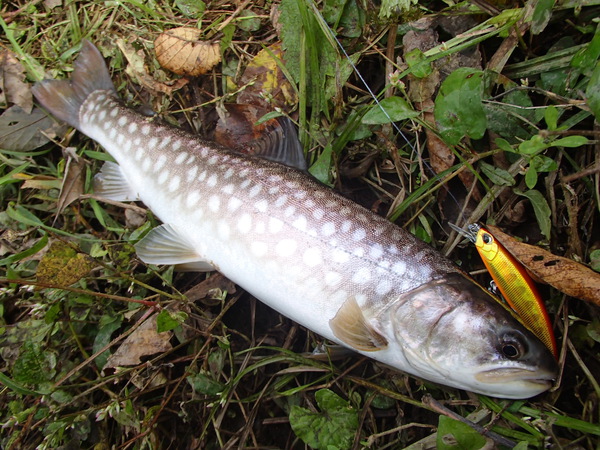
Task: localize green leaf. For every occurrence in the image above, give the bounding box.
[550,135,589,148]
[518,135,548,155]
[544,105,559,131]
[362,96,419,124]
[309,144,334,186]
[590,249,600,272]
[237,10,261,32]
[531,154,558,172]
[13,342,56,385]
[495,138,515,153]
[434,68,487,145]
[514,189,551,240]
[525,166,538,189]
[289,389,359,450]
[175,0,205,18]
[187,372,224,396]
[437,416,487,450]
[479,161,515,186]
[531,0,554,35]
[405,48,432,78]
[586,62,600,121]
[93,314,123,369]
[156,310,188,333]
[0,233,48,266]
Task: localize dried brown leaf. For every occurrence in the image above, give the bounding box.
[56,147,86,215]
[105,314,173,368]
[0,105,64,151]
[487,225,600,306]
[154,27,221,77]
[215,103,271,150]
[0,49,33,112]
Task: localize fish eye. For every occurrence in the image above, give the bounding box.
[482,233,493,244]
[500,333,526,359]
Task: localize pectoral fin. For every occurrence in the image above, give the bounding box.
[135,224,215,271]
[93,161,139,201]
[329,297,388,352]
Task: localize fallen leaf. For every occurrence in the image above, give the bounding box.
[36,240,94,286]
[0,105,64,151]
[154,27,221,76]
[56,147,87,215]
[104,313,173,368]
[0,49,33,112]
[215,103,273,151]
[487,225,600,307]
[237,43,297,111]
[183,272,237,304]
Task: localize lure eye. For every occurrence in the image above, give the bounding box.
[482,232,493,245]
[500,333,526,360]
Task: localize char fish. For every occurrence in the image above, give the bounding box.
[32,41,558,398]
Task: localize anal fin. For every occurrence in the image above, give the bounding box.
[135,224,215,271]
[93,161,139,201]
[329,297,388,352]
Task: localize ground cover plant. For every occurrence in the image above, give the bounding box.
[1,0,600,448]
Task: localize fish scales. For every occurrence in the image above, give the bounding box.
[32,41,558,398]
[83,90,456,331]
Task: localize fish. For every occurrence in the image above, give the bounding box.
[32,41,558,399]
[463,224,558,359]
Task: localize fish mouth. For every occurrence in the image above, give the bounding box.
[475,367,555,387]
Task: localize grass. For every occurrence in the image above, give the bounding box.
[1,0,600,448]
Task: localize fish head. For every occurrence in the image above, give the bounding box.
[383,273,558,398]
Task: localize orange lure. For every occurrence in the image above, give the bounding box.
[456,224,558,359]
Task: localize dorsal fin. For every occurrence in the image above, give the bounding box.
[248,117,307,171]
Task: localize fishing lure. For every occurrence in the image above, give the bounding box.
[453,223,558,359]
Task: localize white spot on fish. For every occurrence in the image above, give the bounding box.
[175,152,188,165]
[255,199,268,213]
[168,175,181,192]
[109,128,117,139]
[341,220,352,233]
[284,206,296,218]
[228,197,242,212]
[369,244,384,260]
[352,228,366,241]
[123,140,132,153]
[99,110,107,121]
[159,136,171,148]
[110,107,119,118]
[392,261,406,276]
[157,170,169,185]
[135,148,145,161]
[269,186,280,195]
[186,191,201,208]
[173,140,182,151]
[224,168,234,179]
[142,158,151,172]
[240,179,251,189]
[293,190,307,200]
[200,147,208,157]
[312,209,325,220]
[248,184,262,198]
[198,171,207,182]
[325,271,342,287]
[332,248,350,264]
[148,137,158,148]
[251,241,268,257]
[340,207,351,216]
[186,154,196,164]
[207,174,218,187]
[239,169,249,178]
[321,222,336,237]
[208,155,219,165]
[238,213,252,234]
[96,93,107,102]
[141,124,151,135]
[352,267,371,284]
[303,248,322,267]
[128,122,138,134]
[154,154,167,172]
[292,215,307,232]
[376,279,393,296]
[268,217,284,234]
[208,195,220,212]
[133,137,141,146]
[305,199,316,209]
[275,195,288,207]
[116,133,125,145]
[276,239,297,257]
[223,184,234,195]
[353,247,365,257]
[118,116,128,127]
[186,166,198,182]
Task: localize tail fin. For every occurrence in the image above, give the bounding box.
[32,40,116,130]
